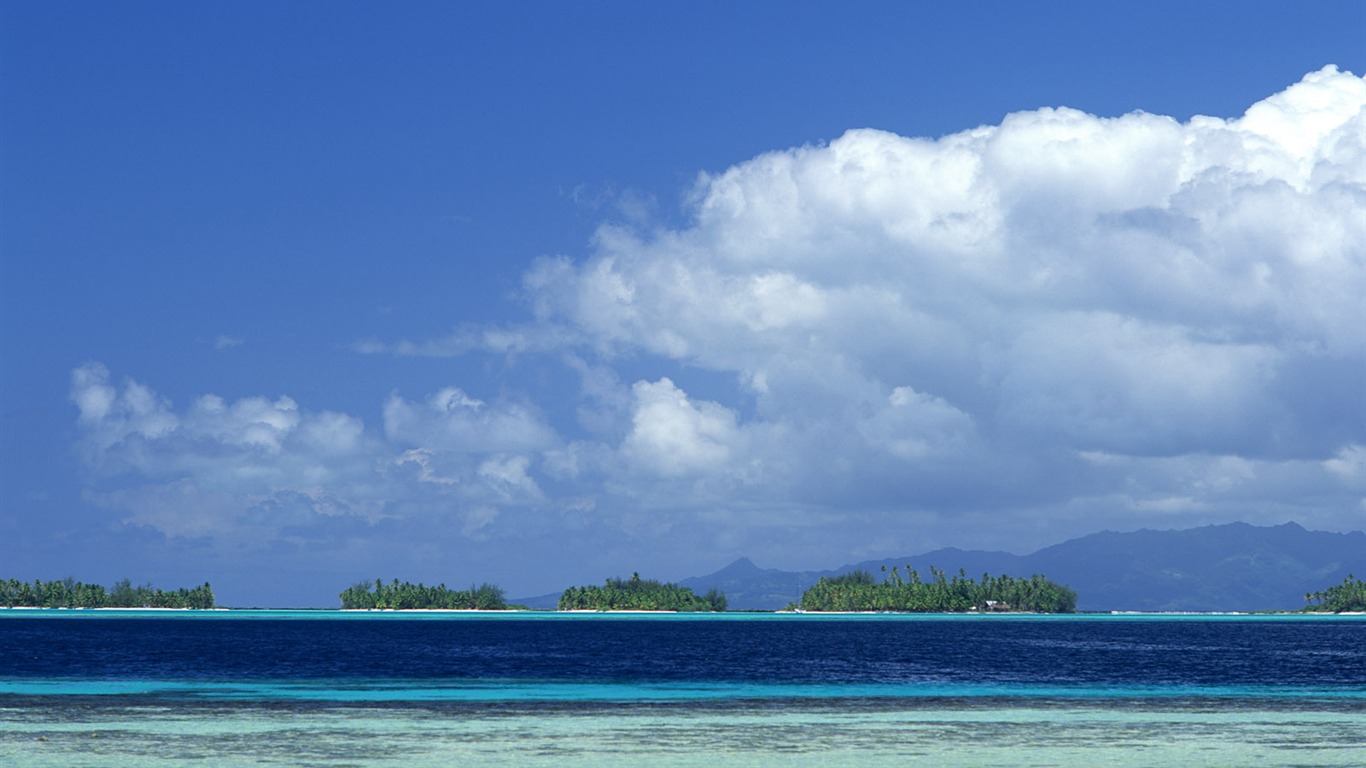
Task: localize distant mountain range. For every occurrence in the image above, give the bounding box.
[517,522,1366,611]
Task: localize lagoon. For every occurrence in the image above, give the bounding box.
[2,611,1363,766]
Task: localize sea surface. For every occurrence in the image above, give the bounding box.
[1,610,1363,767]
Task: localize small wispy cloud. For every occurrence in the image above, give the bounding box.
[214,335,245,350]
[353,323,580,357]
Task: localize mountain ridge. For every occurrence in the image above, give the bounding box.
[683,519,1366,609]
[516,521,1366,611]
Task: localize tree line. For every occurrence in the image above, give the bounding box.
[0,578,216,609]
[558,573,727,611]
[797,565,1077,613]
[339,579,508,609]
[1304,574,1366,612]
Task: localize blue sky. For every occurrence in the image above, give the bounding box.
[3,2,1364,607]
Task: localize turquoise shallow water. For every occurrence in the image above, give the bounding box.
[4,698,1365,768]
[2,611,1363,766]
[5,678,1366,703]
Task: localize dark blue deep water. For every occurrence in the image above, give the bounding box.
[2,612,1363,702]
[4,613,1366,767]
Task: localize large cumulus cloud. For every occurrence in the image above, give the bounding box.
[76,68,1365,566]
[517,67,1363,499]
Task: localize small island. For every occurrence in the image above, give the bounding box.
[1304,574,1365,613]
[558,573,727,611]
[0,578,216,609]
[339,579,508,610]
[797,566,1077,613]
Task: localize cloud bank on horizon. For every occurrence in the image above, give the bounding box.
[72,68,1366,585]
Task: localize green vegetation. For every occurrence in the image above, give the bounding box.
[558,573,727,611]
[339,579,507,609]
[0,578,215,609]
[798,566,1077,613]
[1304,574,1366,613]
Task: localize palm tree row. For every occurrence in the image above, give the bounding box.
[0,578,215,609]
[339,578,507,610]
[1304,574,1366,612]
[798,565,1077,613]
[558,572,727,611]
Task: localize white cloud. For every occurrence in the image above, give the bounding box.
[69,364,566,546]
[989,312,1281,453]
[621,378,742,477]
[354,323,581,357]
[382,387,559,453]
[477,455,541,500]
[520,66,1362,451]
[860,385,976,461]
[498,66,1364,532]
[1324,444,1366,490]
[393,448,458,486]
[188,394,300,453]
[70,363,363,484]
[84,481,248,539]
[73,68,1366,572]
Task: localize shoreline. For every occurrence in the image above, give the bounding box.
[0,606,228,611]
[3,606,1363,616]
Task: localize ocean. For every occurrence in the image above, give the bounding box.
[2,611,1363,766]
